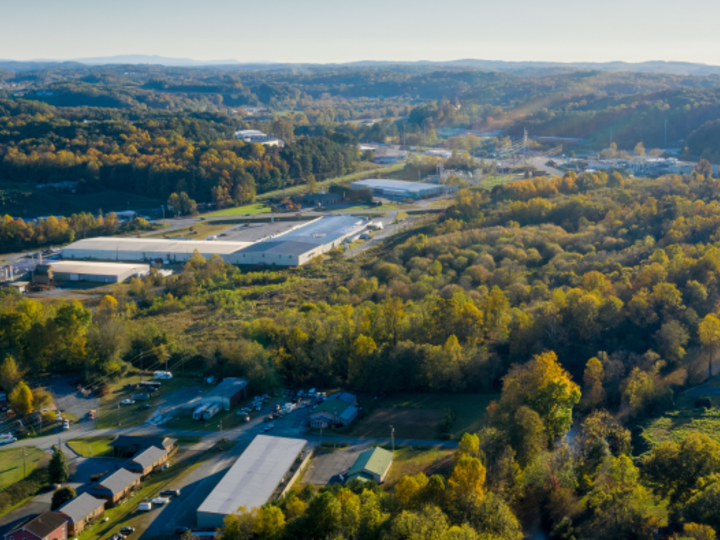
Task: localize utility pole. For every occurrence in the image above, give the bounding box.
[320,426,323,447]
[665,119,668,146]
[219,420,223,433]
[22,447,27,479]
[390,425,395,453]
[116,403,120,426]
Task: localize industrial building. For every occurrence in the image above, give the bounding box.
[228,215,368,266]
[62,237,254,264]
[346,447,394,484]
[234,130,284,147]
[60,216,368,267]
[200,377,248,411]
[32,261,149,284]
[350,179,458,200]
[197,435,308,528]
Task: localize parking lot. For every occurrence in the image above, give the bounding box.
[302,443,370,485]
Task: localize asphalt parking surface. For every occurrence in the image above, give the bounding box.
[302,443,371,485]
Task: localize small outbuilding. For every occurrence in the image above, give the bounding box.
[310,399,358,429]
[56,493,106,536]
[124,446,169,477]
[110,435,177,458]
[346,447,394,484]
[200,378,248,411]
[88,468,142,506]
[4,511,68,540]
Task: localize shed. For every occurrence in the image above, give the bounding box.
[4,511,67,540]
[200,378,248,411]
[124,446,169,477]
[56,493,106,535]
[346,447,394,484]
[88,468,142,506]
[110,435,176,458]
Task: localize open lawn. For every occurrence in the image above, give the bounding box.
[0,447,47,491]
[67,436,116,457]
[383,447,454,488]
[350,393,497,440]
[145,221,233,239]
[95,375,198,430]
[204,203,271,218]
[639,391,720,451]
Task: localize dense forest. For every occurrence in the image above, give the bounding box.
[4,163,720,537]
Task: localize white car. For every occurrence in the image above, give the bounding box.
[151,497,170,505]
[120,399,135,406]
[62,421,70,430]
[0,434,17,445]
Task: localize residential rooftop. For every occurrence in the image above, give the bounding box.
[56,493,105,524]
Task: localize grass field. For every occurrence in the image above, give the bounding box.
[349,393,498,440]
[145,221,233,239]
[0,447,47,491]
[67,436,116,457]
[95,375,198,430]
[639,389,720,451]
[204,203,271,218]
[383,447,454,488]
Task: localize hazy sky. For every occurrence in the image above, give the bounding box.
[2,0,720,65]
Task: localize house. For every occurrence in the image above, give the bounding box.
[124,446,169,477]
[109,435,176,458]
[55,493,105,536]
[310,398,358,429]
[346,447,394,484]
[4,511,67,540]
[88,468,142,506]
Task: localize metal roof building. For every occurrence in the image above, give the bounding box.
[347,447,394,484]
[350,179,458,200]
[62,237,254,263]
[229,215,368,266]
[200,377,248,410]
[197,435,307,528]
[56,493,106,535]
[34,260,150,284]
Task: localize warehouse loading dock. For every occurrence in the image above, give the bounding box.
[32,261,150,284]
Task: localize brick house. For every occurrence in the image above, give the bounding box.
[4,511,67,540]
[55,493,105,536]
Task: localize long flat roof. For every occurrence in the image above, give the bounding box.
[351,179,445,192]
[205,378,248,399]
[62,237,253,255]
[198,435,306,516]
[45,261,149,275]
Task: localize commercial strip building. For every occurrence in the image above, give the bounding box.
[234,129,284,147]
[309,392,359,429]
[56,493,106,536]
[197,435,309,528]
[88,468,142,506]
[200,377,248,410]
[61,215,369,267]
[350,179,458,200]
[346,447,394,484]
[124,445,171,477]
[32,261,150,284]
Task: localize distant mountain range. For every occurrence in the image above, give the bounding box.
[2,55,720,76]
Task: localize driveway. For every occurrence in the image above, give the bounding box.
[49,376,99,429]
[302,443,370,485]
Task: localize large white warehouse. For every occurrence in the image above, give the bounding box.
[61,216,368,267]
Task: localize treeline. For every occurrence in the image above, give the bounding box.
[0,100,359,203]
[0,212,153,253]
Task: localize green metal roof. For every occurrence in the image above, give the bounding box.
[313,400,349,416]
[348,447,393,478]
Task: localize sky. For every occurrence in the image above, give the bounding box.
[2,0,720,65]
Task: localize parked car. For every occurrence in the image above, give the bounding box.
[120,526,136,534]
[62,421,70,430]
[120,399,135,406]
[151,497,170,505]
[264,416,273,422]
[139,501,152,511]
[141,403,151,410]
[160,489,181,497]
[264,423,275,432]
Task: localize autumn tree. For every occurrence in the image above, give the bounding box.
[581,356,606,410]
[9,380,33,416]
[698,314,720,378]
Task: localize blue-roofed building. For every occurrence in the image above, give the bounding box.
[228,215,369,266]
[350,179,458,200]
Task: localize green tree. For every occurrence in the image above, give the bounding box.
[9,381,33,416]
[51,486,76,510]
[0,355,22,393]
[48,447,69,484]
[698,314,720,378]
[254,506,285,540]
